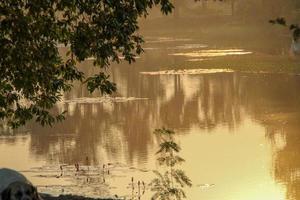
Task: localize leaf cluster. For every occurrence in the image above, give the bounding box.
[151,171,189,200]
[0,0,174,128]
[151,128,192,200]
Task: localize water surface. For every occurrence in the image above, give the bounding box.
[1,33,300,200]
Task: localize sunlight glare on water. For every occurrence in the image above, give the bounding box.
[170,49,253,58]
[179,120,286,200]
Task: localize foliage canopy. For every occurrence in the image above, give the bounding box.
[0,0,174,128]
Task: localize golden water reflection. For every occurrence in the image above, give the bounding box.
[1,36,300,199]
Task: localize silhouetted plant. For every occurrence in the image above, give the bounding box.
[0,0,174,128]
[150,128,192,200]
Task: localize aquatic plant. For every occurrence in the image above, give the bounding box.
[150,128,192,200]
[128,177,146,200]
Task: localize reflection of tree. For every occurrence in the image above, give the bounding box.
[172,0,188,18]
[16,59,300,200]
[26,70,246,166]
[230,0,299,18]
[28,101,155,166]
[240,74,300,200]
[266,124,300,200]
[238,74,300,120]
[158,74,242,130]
[278,126,300,200]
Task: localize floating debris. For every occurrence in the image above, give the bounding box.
[143,47,160,50]
[85,56,140,61]
[58,97,148,104]
[187,58,211,62]
[196,183,216,189]
[145,37,192,43]
[140,68,234,75]
[167,44,208,50]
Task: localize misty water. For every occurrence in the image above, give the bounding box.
[1,24,300,200]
